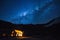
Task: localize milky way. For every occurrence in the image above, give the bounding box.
[0,0,60,24]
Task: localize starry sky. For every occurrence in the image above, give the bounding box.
[0,0,60,24]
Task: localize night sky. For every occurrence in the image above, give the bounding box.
[0,0,60,24]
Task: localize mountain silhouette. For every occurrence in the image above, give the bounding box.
[0,17,59,39]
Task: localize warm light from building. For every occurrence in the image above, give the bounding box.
[2,33,6,36]
[11,34,14,37]
[15,30,23,37]
[11,29,23,37]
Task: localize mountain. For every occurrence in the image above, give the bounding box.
[0,17,60,40]
[0,20,15,29]
[0,20,16,37]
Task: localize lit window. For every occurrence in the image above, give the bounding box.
[15,30,23,37]
[11,29,23,37]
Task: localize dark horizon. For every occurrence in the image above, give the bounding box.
[0,16,59,40]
